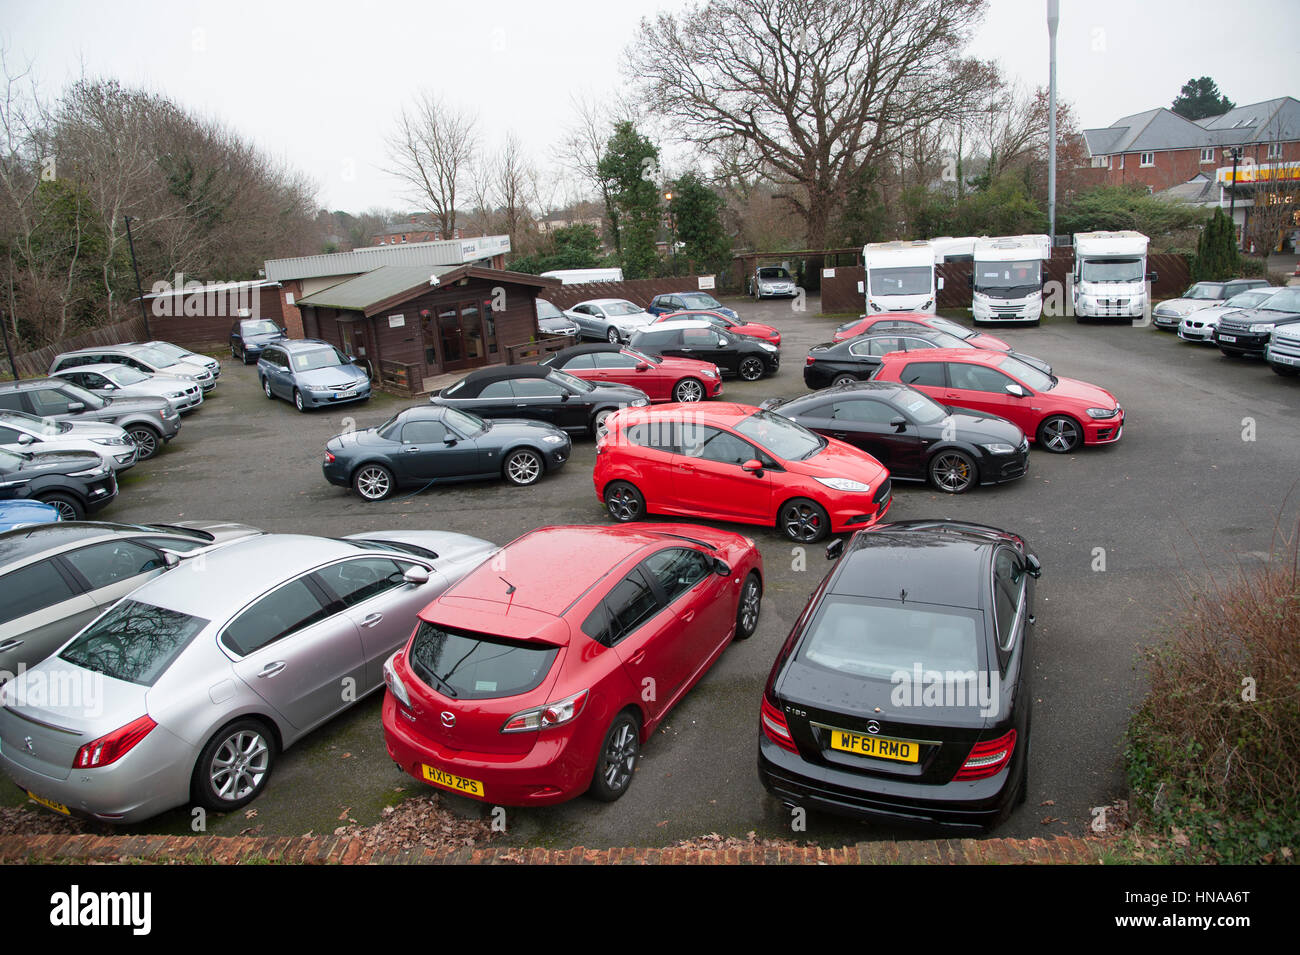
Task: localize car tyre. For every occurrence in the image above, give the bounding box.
[503,448,544,486]
[588,711,639,802]
[831,373,858,388]
[739,356,765,381]
[779,497,830,543]
[606,327,621,344]
[604,480,645,522]
[193,718,277,813]
[262,377,274,399]
[353,463,395,501]
[37,492,84,521]
[928,449,978,493]
[293,389,307,413]
[734,572,762,640]
[673,378,706,402]
[591,408,616,436]
[1037,415,1082,454]
[127,425,162,460]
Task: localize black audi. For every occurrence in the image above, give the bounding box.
[431,365,649,437]
[322,404,571,501]
[758,520,1040,830]
[0,446,118,520]
[804,329,1052,391]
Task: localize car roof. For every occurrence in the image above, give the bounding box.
[272,339,333,351]
[577,298,638,307]
[451,364,551,392]
[53,363,154,376]
[878,347,997,365]
[616,402,759,427]
[548,343,625,363]
[0,521,172,567]
[787,381,906,403]
[638,318,714,331]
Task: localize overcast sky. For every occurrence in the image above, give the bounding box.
[3,0,1297,213]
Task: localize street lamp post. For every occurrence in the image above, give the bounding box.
[1227,147,1243,249]
[123,216,152,339]
[1047,0,1059,247]
[664,191,678,277]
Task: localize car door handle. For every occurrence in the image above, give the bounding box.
[831,432,848,439]
[403,446,419,452]
[256,662,286,678]
[361,613,384,628]
[680,610,695,624]
[628,650,647,665]
[0,639,23,653]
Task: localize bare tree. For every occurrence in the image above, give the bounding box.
[386,92,477,237]
[495,132,535,249]
[631,0,991,248]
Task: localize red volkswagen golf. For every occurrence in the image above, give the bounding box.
[539,343,724,403]
[870,349,1124,453]
[381,524,763,806]
[832,312,1012,351]
[594,403,892,543]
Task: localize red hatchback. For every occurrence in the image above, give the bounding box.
[832,312,1011,351]
[659,309,782,346]
[594,403,892,542]
[871,349,1124,453]
[540,343,723,403]
[381,523,763,806]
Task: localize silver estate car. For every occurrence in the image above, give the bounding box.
[53,363,204,414]
[0,530,497,823]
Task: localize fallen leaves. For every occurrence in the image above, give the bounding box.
[667,830,819,851]
[331,794,496,854]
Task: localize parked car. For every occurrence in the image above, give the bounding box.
[870,349,1123,454]
[757,520,1040,830]
[536,298,580,337]
[0,520,263,674]
[563,299,655,344]
[49,343,216,393]
[0,500,60,533]
[0,446,117,521]
[629,319,780,381]
[1152,279,1270,330]
[142,340,222,382]
[832,312,1013,350]
[750,265,798,299]
[1213,287,1300,359]
[803,329,1051,390]
[0,411,138,472]
[0,530,497,823]
[539,343,723,403]
[594,402,892,543]
[52,362,203,414]
[646,291,739,320]
[0,379,180,461]
[654,308,782,346]
[324,403,572,500]
[230,319,287,364]
[432,364,648,436]
[381,523,763,806]
[1265,322,1300,377]
[1178,287,1282,343]
[761,382,1029,494]
[258,339,371,412]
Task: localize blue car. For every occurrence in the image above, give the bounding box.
[646,291,739,320]
[0,499,61,532]
[230,318,287,364]
[258,339,372,412]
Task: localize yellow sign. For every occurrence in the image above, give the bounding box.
[1217,162,1300,184]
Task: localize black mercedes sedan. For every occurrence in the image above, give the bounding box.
[762,382,1029,494]
[758,520,1041,830]
[0,446,118,520]
[322,405,571,501]
[804,329,1052,391]
[629,319,780,380]
[431,365,649,437]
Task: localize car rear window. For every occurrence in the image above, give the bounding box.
[408,622,558,699]
[60,599,208,686]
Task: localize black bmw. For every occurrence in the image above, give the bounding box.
[758,520,1040,830]
[762,382,1029,494]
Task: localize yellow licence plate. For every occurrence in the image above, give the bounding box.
[27,789,71,816]
[828,729,920,763]
[421,764,485,798]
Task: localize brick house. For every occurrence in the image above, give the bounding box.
[371,215,463,245]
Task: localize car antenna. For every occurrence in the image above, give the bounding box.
[500,576,517,611]
[899,588,907,604]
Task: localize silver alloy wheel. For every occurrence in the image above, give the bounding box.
[674,378,705,402]
[355,465,393,501]
[605,483,642,521]
[739,357,764,381]
[209,729,270,803]
[46,497,80,521]
[930,451,975,493]
[601,721,637,792]
[128,427,159,459]
[607,326,621,344]
[263,378,273,398]
[738,575,761,637]
[781,500,826,542]
[592,409,613,434]
[1039,416,1081,453]
[504,449,542,485]
[832,374,858,387]
[294,390,305,412]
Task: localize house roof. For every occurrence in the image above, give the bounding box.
[297,264,557,316]
[1083,96,1300,156]
[265,235,512,282]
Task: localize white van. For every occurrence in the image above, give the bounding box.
[1072,232,1152,321]
[971,235,1052,325]
[539,268,625,285]
[862,240,942,314]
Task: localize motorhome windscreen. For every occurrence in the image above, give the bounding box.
[1080,257,1143,282]
[869,267,932,295]
[974,260,1042,296]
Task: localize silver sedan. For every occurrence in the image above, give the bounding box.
[0,530,496,824]
[52,363,204,414]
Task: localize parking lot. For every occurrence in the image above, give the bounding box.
[5,296,1298,846]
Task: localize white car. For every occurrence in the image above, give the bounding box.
[1153,279,1270,330]
[52,363,204,414]
[563,299,654,344]
[0,410,138,471]
[143,340,222,383]
[1178,286,1282,343]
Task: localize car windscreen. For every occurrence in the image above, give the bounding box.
[796,596,983,681]
[869,267,932,296]
[59,600,208,687]
[536,299,564,321]
[602,302,643,317]
[131,346,183,369]
[758,268,790,279]
[926,317,975,340]
[550,370,595,393]
[1183,283,1226,300]
[679,293,721,309]
[0,448,26,471]
[1223,290,1274,309]
[734,409,825,461]
[997,355,1055,391]
[1080,257,1143,282]
[407,622,558,700]
[1259,288,1300,314]
[56,382,106,410]
[443,407,487,436]
[290,347,347,372]
[242,320,281,336]
[104,366,150,385]
[0,411,65,435]
[893,388,949,426]
[625,348,660,366]
[973,259,1042,292]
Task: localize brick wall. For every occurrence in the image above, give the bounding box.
[1099,141,1300,192]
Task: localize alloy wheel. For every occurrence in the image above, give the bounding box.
[931,452,975,493]
[505,450,542,486]
[208,729,270,803]
[674,378,705,402]
[355,465,393,501]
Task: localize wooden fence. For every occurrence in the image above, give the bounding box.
[539,276,722,310]
[10,315,149,378]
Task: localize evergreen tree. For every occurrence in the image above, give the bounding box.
[597,122,662,279]
[667,172,731,274]
[1191,208,1240,280]
[1171,78,1235,121]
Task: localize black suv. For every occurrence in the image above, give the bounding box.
[0,446,117,520]
[0,379,181,460]
[1214,286,1300,358]
[629,319,780,381]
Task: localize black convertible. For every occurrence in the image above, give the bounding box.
[431,365,649,436]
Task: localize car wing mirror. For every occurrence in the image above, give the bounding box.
[1146,272,1159,283]
[162,552,182,569]
[1006,384,1028,398]
[635,362,649,372]
[937,277,945,291]
[1024,554,1042,579]
[17,433,34,445]
[67,401,85,412]
[403,566,430,585]
[443,435,458,445]
[890,416,907,432]
[741,458,764,475]
[712,557,731,577]
[825,538,845,561]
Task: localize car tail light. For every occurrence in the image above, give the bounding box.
[805,356,816,365]
[760,696,798,753]
[324,451,336,464]
[953,729,1016,780]
[501,690,589,733]
[74,715,157,768]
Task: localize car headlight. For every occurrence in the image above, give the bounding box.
[981,443,1017,454]
[91,437,131,447]
[815,477,871,492]
[541,434,565,445]
[630,398,649,408]
[921,299,933,310]
[758,342,778,352]
[700,369,717,378]
[1086,407,1119,419]
[1249,323,1275,334]
[70,466,107,477]
[868,301,880,311]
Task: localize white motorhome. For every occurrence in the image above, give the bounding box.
[930,236,979,264]
[862,240,942,314]
[539,268,625,285]
[971,235,1052,325]
[1071,231,1152,320]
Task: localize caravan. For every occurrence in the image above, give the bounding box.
[1071,232,1153,321]
[862,240,942,314]
[971,235,1051,325]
